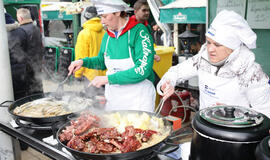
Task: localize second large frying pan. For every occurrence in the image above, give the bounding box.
[8,91,94,124]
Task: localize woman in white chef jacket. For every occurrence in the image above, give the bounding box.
[157,9,270,160]
[157,10,270,118]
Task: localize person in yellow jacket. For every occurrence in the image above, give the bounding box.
[74,6,106,81]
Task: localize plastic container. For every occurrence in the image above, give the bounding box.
[153,46,175,107]
[153,46,175,78]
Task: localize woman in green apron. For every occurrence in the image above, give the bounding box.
[68,0,156,112]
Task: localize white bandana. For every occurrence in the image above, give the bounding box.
[206,10,257,50]
[92,0,132,15]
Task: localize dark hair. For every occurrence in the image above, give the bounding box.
[84,6,97,20]
[113,11,128,18]
[134,0,148,11]
[5,13,15,24]
[151,21,157,26]
[120,11,128,18]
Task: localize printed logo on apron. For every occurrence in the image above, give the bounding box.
[203,85,218,99]
[199,70,249,109]
[103,31,156,112]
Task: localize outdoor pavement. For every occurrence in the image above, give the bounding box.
[21,147,52,160]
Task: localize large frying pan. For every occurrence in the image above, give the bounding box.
[8,91,93,125]
[56,110,185,160]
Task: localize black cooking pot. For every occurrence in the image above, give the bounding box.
[255,136,270,160]
[56,110,181,160]
[190,106,270,160]
[8,91,94,125]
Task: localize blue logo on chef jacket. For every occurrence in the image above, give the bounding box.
[204,85,217,97]
[207,25,216,37]
[207,31,215,36]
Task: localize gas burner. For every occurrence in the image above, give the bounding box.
[15,118,53,130]
[14,118,67,138]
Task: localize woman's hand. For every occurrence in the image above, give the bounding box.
[154,55,161,62]
[160,80,175,100]
[68,59,83,76]
[89,76,109,88]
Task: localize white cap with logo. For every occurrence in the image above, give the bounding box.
[206,10,257,50]
[92,0,133,15]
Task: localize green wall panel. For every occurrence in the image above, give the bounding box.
[42,11,73,20]
[253,30,270,75]
[4,0,40,4]
[161,0,175,5]
[160,7,206,24]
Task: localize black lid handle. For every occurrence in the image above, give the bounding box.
[224,106,235,118]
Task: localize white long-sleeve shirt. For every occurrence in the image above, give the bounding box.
[157,44,270,117]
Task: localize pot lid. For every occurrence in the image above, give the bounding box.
[199,106,264,128]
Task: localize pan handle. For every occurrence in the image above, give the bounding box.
[0,100,14,107]
[164,126,193,146]
[170,125,193,137]
[153,141,179,155]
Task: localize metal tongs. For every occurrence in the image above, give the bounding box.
[155,98,165,116]
[43,66,71,100]
[55,74,70,100]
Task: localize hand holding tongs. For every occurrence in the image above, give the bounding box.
[155,80,172,116]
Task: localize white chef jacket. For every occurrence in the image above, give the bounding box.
[157,44,270,117]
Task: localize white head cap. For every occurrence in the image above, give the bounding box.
[91,0,133,15]
[205,10,257,50]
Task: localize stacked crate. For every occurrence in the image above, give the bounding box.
[43,46,74,81]
[58,47,74,79]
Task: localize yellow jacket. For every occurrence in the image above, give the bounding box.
[75,17,106,81]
